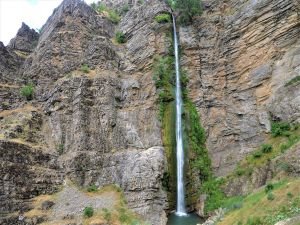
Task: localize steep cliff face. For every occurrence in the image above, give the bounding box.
[181,0,300,176]
[1,0,171,224]
[1,0,299,223]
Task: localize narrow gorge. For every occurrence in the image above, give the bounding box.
[0,0,299,225]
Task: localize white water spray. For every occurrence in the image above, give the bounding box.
[172,14,187,217]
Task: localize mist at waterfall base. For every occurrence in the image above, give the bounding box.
[167,15,203,225]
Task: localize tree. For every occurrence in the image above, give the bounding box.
[175,0,202,24]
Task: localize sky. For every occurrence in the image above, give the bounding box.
[0,0,95,45]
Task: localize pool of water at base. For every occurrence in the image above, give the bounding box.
[167,213,204,225]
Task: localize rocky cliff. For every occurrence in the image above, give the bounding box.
[181,0,300,176]
[1,0,171,224]
[0,0,299,224]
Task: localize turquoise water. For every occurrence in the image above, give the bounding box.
[167,213,203,225]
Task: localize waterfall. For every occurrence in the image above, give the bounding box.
[172,14,187,216]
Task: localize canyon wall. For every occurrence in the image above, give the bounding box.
[181,0,300,176]
[0,0,299,224]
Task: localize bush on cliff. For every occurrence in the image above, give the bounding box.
[20,83,34,101]
[174,0,202,25]
[80,64,90,73]
[271,121,291,137]
[83,206,94,218]
[115,31,126,44]
[155,13,171,23]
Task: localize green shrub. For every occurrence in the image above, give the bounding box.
[87,184,97,192]
[159,91,174,102]
[265,183,274,193]
[252,151,262,158]
[175,0,202,25]
[80,64,90,73]
[108,10,120,24]
[236,168,245,176]
[287,192,293,199]
[20,84,34,100]
[115,31,126,44]
[120,4,129,14]
[285,76,300,87]
[155,13,171,23]
[97,3,107,13]
[271,121,291,137]
[267,192,275,201]
[261,144,273,153]
[83,206,94,218]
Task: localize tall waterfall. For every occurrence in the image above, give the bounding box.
[172,14,187,216]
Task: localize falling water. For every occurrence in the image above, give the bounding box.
[172,14,187,217]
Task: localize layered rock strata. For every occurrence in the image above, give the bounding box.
[0,0,171,224]
[181,0,300,176]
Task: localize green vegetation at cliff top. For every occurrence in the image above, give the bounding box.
[168,0,202,25]
[90,2,121,24]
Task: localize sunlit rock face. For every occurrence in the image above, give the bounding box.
[182,0,300,176]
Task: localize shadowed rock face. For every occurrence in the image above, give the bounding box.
[181,0,300,176]
[0,42,23,83]
[8,22,39,52]
[0,140,63,220]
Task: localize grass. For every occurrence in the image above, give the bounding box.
[107,10,120,24]
[218,179,300,225]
